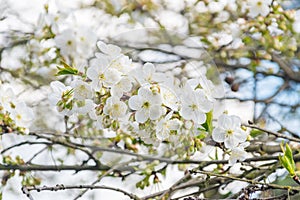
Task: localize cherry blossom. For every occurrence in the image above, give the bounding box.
[134,62,165,85]
[71,79,93,101]
[179,84,213,125]
[229,142,250,165]
[247,0,272,18]
[156,112,182,141]
[48,81,74,115]
[103,96,127,119]
[73,99,95,115]
[54,29,77,58]
[212,114,248,149]
[128,86,163,123]
[87,58,122,91]
[111,77,132,98]
[96,41,122,58]
[9,102,35,130]
[0,87,16,110]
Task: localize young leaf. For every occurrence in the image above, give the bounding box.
[279,143,296,176]
[285,143,295,169]
[202,111,213,134]
[56,61,78,76]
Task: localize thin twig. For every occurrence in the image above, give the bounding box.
[73,159,137,200]
[190,170,300,192]
[24,184,141,200]
[244,124,300,143]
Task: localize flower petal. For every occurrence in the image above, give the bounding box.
[128,95,142,110]
[149,105,162,120]
[135,109,148,123]
[212,127,225,143]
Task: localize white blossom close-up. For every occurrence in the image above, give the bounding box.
[247,0,272,18]
[71,79,93,101]
[228,142,249,165]
[212,114,248,149]
[128,86,163,123]
[156,112,182,141]
[9,101,35,130]
[103,96,127,119]
[87,57,122,90]
[179,84,213,125]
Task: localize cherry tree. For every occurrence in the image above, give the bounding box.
[1,0,300,199]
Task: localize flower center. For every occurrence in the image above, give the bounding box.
[226,129,234,136]
[78,85,87,95]
[16,114,22,120]
[113,103,120,111]
[142,101,150,109]
[190,104,198,111]
[99,73,105,81]
[67,40,72,46]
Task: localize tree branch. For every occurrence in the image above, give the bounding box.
[23,184,141,200]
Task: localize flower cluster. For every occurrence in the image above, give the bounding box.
[212,114,249,165]
[49,41,222,151]
[0,86,35,133]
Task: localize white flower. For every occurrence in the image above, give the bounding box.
[157,10,189,35]
[195,1,208,13]
[179,85,213,124]
[55,28,97,59]
[103,96,127,119]
[128,86,163,123]
[73,99,95,115]
[247,0,272,18]
[208,0,226,13]
[48,81,72,106]
[75,28,97,57]
[187,76,224,102]
[71,79,93,100]
[134,63,165,85]
[54,29,77,58]
[87,58,122,90]
[156,112,182,141]
[207,32,233,48]
[212,114,248,149]
[96,41,122,58]
[229,142,249,165]
[9,102,35,129]
[48,81,74,115]
[109,54,132,74]
[0,87,16,110]
[160,84,179,111]
[111,77,132,98]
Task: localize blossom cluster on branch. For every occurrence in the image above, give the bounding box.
[47,40,248,165]
[1,0,300,199]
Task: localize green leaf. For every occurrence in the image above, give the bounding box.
[279,143,296,176]
[202,111,213,134]
[55,61,78,76]
[285,143,295,169]
[279,155,290,172]
[250,129,263,137]
[196,132,207,140]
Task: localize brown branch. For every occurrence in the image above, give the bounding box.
[23,184,141,200]
[271,53,300,82]
[0,164,109,171]
[1,141,53,154]
[190,170,300,193]
[73,159,137,200]
[244,124,300,143]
